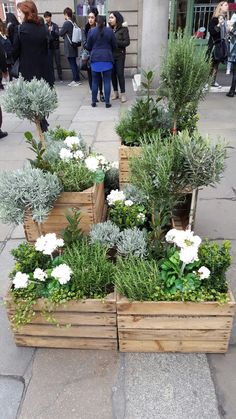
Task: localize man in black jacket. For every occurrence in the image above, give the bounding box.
[44,11,62,82]
[0,43,8,139]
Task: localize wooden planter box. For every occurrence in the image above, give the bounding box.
[117,292,235,353]
[119,145,141,189]
[24,182,105,241]
[6,292,117,350]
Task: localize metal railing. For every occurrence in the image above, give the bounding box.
[192,3,217,39]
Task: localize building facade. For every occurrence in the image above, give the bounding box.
[0,0,17,20]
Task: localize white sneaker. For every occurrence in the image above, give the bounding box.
[226,69,231,75]
[68,81,79,87]
[211,82,222,88]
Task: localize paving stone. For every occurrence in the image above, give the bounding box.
[0,305,35,376]
[69,121,98,136]
[81,135,95,147]
[0,239,23,298]
[96,121,120,143]
[0,376,24,419]
[0,132,24,146]
[0,223,12,241]
[93,142,119,161]
[11,224,25,240]
[0,160,25,170]
[0,143,34,161]
[19,350,119,419]
[124,353,220,419]
[73,106,120,122]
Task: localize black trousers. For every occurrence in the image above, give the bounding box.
[229,62,236,92]
[49,48,62,81]
[112,53,126,93]
[0,106,2,129]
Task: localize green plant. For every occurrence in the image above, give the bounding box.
[10,242,51,275]
[89,221,120,248]
[62,239,115,298]
[123,185,148,206]
[115,257,161,301]
[24,131,51,171]
[104,166,119,196]
[159,31,211,133]
[176,102,199,134]
[47,126,76,141]
[117,228,148,258]
[61,209,83,246]
[0,165,62,224]
[116,70,172,146]
[50,159,95,192]
[109,201,147,229]
[198,240,231,292]
[3,76,58,147]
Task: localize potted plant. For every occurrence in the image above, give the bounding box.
[115,228,235,353]
[2,76,58,148]
[0,133,109,240]
[5,229,117,350]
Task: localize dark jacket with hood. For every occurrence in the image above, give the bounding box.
[110,12,130,58]
[87,26,117,63]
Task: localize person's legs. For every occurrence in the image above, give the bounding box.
[0,106,8,138]
[115,53,126,93]
[98,73,104,101]
[67,57,80,82]
[111,58,119,99]
[103,69,112,106]
[87,67,92,90]
[54,48,63,81]
[211,61,221,87]
[226,62,236,97]
[48,49,55,85]
[91,71,99,105]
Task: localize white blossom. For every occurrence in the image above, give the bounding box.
[124,199,133,207]
[59,148,73,160]
[35,233,64,255]
[64,136,81,149]
[74,150,84,160]
[179,246,199,264]
[13,272,29,289]
[137,213,145,222]
[51,264,72,285]
[107,189,126,206]
[198,266,211,280]
[111,161,119,169]
[175,229,201,249]
[165,229,182,244]
[33,268,47,282]
[84,156,99,172]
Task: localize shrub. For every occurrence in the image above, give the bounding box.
[10,242,51,275]
[89,221,120,248]
[50,159,95,192]
[104,167,119,196]
[117,228,148,258]
[47,126,76,141]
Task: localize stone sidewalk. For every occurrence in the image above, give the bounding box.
[0,79,235,419]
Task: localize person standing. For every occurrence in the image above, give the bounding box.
[207,1,229,88]
[226,20,236,97]
[87,16,117,108]
[0,19,14,80]
[59,7,81,87]
[44,11,62,82]
[82,7,104,101]
[0,43,8,138]
[6,13,19,46]
[108,11,130,103]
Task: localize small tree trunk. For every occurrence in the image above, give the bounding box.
[36,222,43,237]
[172,113,177,135]
[35,117,46,149]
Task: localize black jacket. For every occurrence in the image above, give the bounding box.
[13,22,52,85]
[0,43,7,73]
[112,24,130,58]
[87,27,117,63]
[45,22,60,49]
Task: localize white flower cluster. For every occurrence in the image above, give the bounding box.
[59,135,84,161]
[165,228,210,278]
[51,264,72,285]
[107,189,126,206]
[13,272,29,289]
[35,233,64,255]
[84,154,109,172]
[33,268,48,281]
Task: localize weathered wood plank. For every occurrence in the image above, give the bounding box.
[119,339,228,353]
[10,312,117,326]
[117,315,233,330]
[15,325,117,339]
[15,336,117,350]
[118,329,230,341]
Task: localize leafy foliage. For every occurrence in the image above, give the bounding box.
[50,159,95,192]
[24,131,51,171]
[89,221,120,248]
[10,242,51,275]
[47,126,77,141]
[0,165,62,224]
[62,239,115,298]
[3,76,58,122]
[117,228,148,258]
[104,167,119,196]
[123,184,148,206]
[109,201,147,229]
[61,209,83,247]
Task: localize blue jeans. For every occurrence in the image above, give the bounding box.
[92,69,112,104]
[67,57,80,82]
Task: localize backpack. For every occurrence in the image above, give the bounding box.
[0,35,13,60]
[67,21,82,47]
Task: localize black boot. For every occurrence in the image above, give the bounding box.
[0,130,8,139]
[99,92,105,102]
[226,90,235,97]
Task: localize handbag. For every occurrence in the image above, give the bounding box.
[212,38,228,63]
[79,48,90,71]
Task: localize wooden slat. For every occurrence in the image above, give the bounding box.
[119,339,228,353]
[56,185,96,204]
[15,325,117,339]
[10,312,117,326]
[117,296,235,316]
[15,336,117,350]
[118,329,230,341]
[117,315,233,330]
[119,145,141,158]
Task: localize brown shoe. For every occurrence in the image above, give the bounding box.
[111,91,119,100]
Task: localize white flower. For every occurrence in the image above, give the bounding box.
[13,272,29,289]
[179,246,199,264]
[198,266,211,280]
[165,229,182,244]
[33,268,47,282]
[51,264,72,285]
[111,161,119,169]
[74,150,84,160]
[59,148,73,160]
[96,154,107,165]
[124,199,133,207]
[107,189,126,206]
[137,213,145,222]
[64,136,81,149]
[35,233,64,255]
[175,229,201,249]
[85,156,99,172]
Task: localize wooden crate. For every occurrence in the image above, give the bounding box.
[117,292,235,353]
[119,145,141,189]
[24,182,105,241]
[171,189,198,231]
[6,292,117,350]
